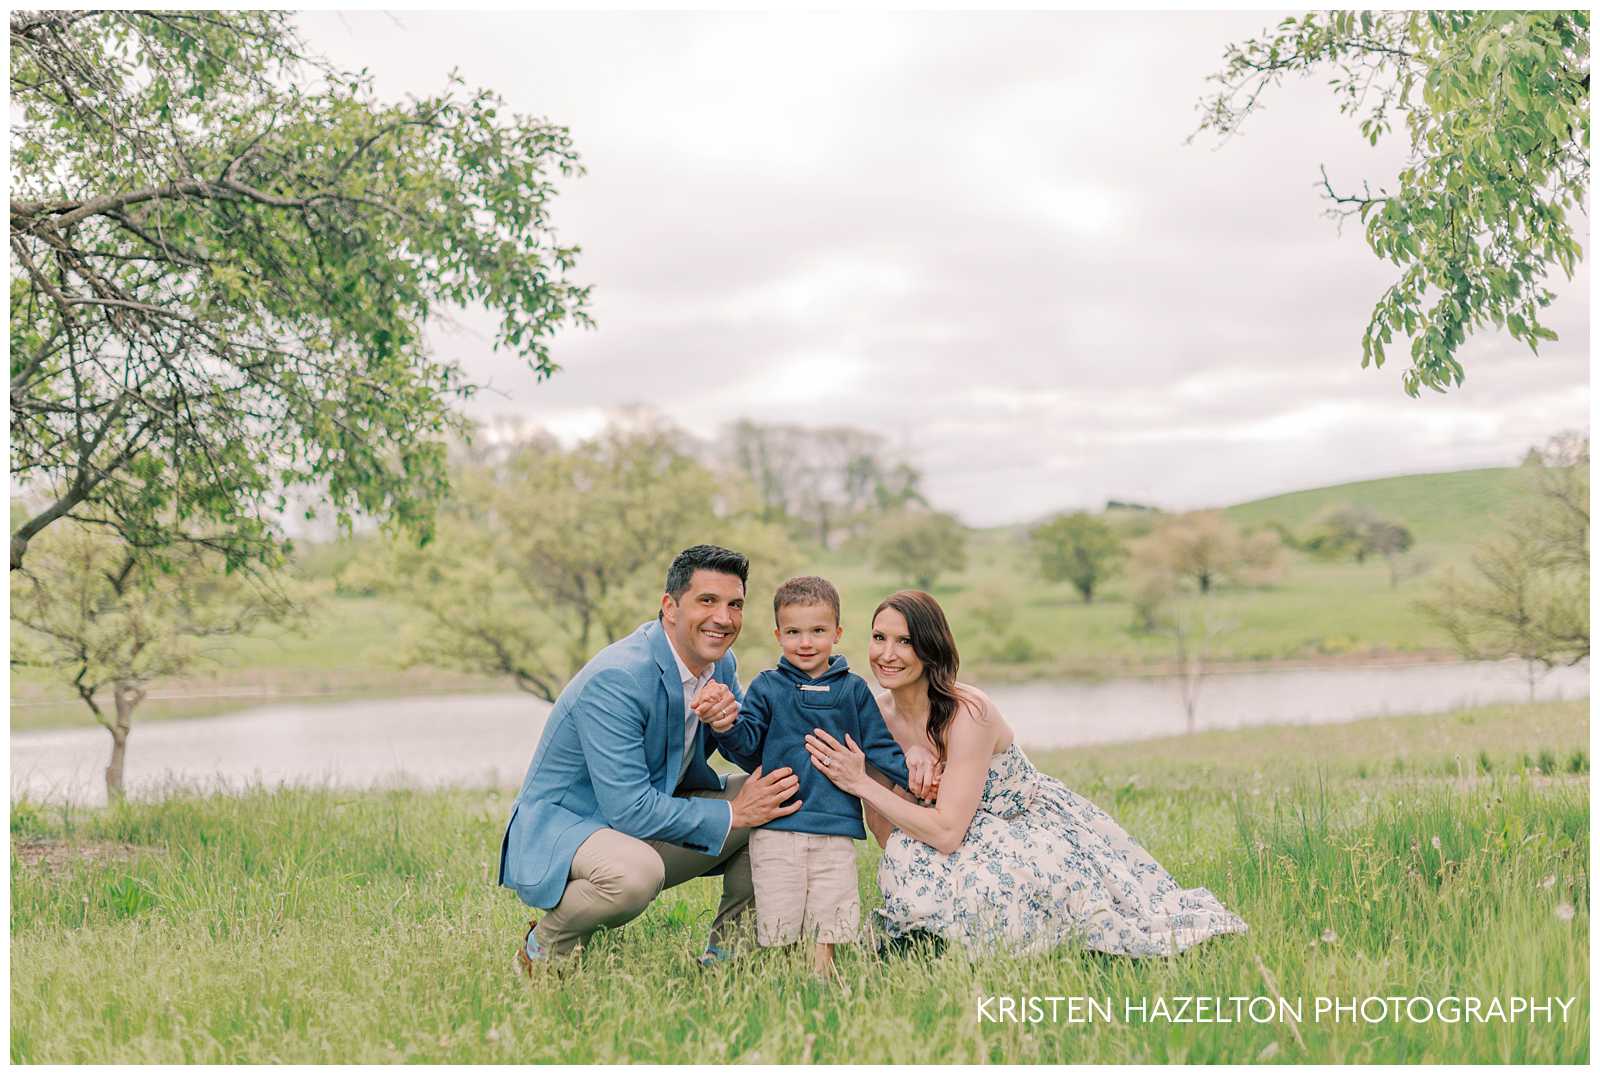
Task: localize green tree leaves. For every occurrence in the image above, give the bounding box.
[1416,432,1589,677]
[1028,512,1126,604]
[873,511,968,592]
[9,12,591,571]
[1196,10,1589,396]
[9,519,302,799]
[352,425,802,701]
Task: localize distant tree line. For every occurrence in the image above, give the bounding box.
[344,419,801,702]
[1027,508,1286,612]
[724,420,927,548]
[1284,506,1427,589]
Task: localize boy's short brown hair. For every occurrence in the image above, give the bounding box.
[772,575,841,626]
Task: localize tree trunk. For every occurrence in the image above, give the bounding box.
[1182,652,1202,735]
[1197,572,1212,594]
[104,681,145,802]
[105,725,129,802]
[1171,627,1202,733]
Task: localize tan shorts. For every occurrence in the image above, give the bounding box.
[749,828,861,946]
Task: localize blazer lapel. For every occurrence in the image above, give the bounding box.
[661,666,686,791]
[649,622,685,792]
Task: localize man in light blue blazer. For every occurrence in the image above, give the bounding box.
[499,544,803,969]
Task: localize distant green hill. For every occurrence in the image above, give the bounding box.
[1223,466,1545,548]
[1002,466,1546,549]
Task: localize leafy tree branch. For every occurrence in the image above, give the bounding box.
[1196,10,1589,396]
[10,10,592,571]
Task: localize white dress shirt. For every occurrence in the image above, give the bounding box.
[662,631,736,854]
[664,633,716,785]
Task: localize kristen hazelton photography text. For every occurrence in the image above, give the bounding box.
[8,8,1590,1067]
[976,994,1581,1026]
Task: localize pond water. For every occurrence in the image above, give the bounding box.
[10,658,1588,806]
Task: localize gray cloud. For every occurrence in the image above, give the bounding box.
[297,11,1589,526]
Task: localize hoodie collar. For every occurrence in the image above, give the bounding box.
[776,653,849,682]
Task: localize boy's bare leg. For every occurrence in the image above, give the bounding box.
[812,941,835,978]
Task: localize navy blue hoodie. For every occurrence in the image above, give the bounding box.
[716,654,909,839]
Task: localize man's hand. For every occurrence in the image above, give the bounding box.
[728,766,802,829]
[904,743,943,802]
[690,681,740,733]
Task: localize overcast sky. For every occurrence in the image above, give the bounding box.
[297,10,1590,527]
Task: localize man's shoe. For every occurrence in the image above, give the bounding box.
[514,918,547,977]
[696,943,734,968]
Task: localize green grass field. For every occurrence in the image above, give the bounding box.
[1222,466,1546,550]
[10,700,1588,1063]
[7,464,1559,731]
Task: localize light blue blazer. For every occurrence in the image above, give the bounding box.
[497,619,746,910]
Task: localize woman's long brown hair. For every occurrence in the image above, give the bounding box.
[872,590,975,764]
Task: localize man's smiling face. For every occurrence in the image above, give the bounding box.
[661,569,745,674]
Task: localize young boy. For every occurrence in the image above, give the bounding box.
[714,576,910,978]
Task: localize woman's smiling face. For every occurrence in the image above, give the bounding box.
[869,607,924,689]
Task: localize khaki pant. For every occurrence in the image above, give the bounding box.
[749,828,861,946]
[533,772,753,958]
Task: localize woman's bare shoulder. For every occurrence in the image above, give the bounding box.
[953,682,996,717]
[953,683,1013,749]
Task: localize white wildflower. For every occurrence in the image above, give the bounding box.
[1555,903,1575,922]
[1320,928,1338,944]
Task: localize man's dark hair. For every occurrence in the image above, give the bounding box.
[661,545,749,618]
[773,575,841,626]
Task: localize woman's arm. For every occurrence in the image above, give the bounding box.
[860,761,894,847]
[863,782,923,847]
[864,799,894,847]
[806,713,993,855]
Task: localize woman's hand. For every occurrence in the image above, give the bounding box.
[804,728,870,795]
[903,743,943,802]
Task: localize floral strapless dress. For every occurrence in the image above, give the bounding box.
[875,743,1249,957]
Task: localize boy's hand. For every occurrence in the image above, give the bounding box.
[904,743,943,801]
[690,681,740,733]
